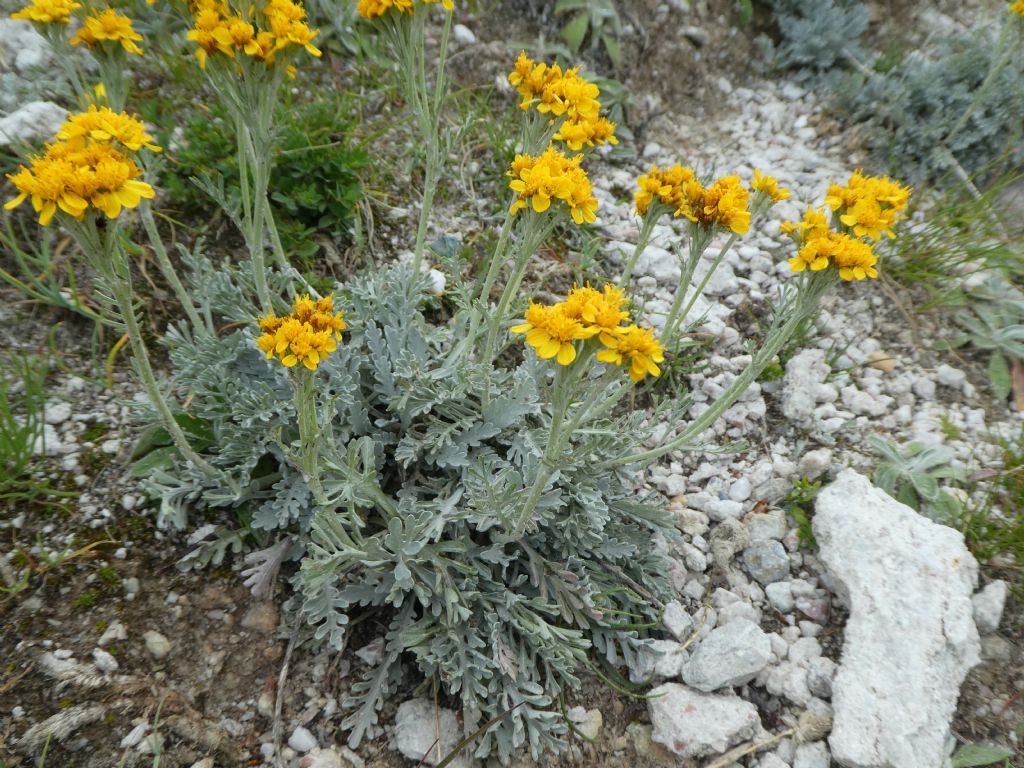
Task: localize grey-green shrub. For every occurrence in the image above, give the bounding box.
[760,0,868,79]
[140,251,684,762]
[834,27,1024,185]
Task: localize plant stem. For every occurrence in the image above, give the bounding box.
[606,273,835,468]
[618,212,658,287]
[664,231,737,344]
[292,370,326,504]
[139,203,210,334]
[107,243,224,482]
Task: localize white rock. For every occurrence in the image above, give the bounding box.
[44,401,72,425]
[394,699,467,767]
[299,748,345,768]
[766,581,794,613]
[935,364,966,388]
[798,448,832,480]
[682,618,771,691]
[451,23,475,45]
[425,268,446,295]
[354,637,384,666]
[663,600,694,641]
[782,350,830,426]
[0,20,52,71]
[814,470,980,768]
[648,683,762,758]
[756,754,791,768]
[143,630,171,660]
[98,620,127,646]
[92,648,119,673]
[972,580,1008,634]
[729,478,752,502]
[120,722,150,748]
[632,244,679,282]
[630,639,687,681]
[573,708,603,740]
[288,726,317,753]
[793,741,829,768]
[0,100,66,146]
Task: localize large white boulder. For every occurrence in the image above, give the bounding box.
[0,100,66,146]
[814,470,980,768]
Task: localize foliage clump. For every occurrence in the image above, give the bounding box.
[835,28,1024,185]
[759,0,869,80]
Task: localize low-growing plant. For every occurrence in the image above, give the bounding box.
[784,477,821,549]
[3,0,916,762]
[881,174,1023,310]
[834,20,1024,186]
[943,279,1024,403]
[555,0,622,70]
[959,428,1024,570]
[869,436,967,521]
[758,0,868,81]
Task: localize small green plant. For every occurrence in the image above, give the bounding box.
[73,590,99,609]
[950,742,1013,768]
[943,280,1024,402]
[759,0,868,80]
[555,0,623,69]
[869,436,967,521]
[784,477,821,548]
[0,353,61,506]
[959,429,1024,569]
[881,175,1023,311]
[159,98,366,265]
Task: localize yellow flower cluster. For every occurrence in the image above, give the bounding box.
[256,294,346,370]
[512,284,664,381]
[781,171,910,281]
[1011,0,1024,15]
[10,0,79,24]
[356,0,452,20]
[507,146,599,225]
[751,169,791,202]
[5,108,158,226]
[187,0,321,70]
[70,8,144,55]
[508,52,618,152]
[5,142,154,225]
[634,166,785,233]
[57,105,161,153]
[823,170,910,240]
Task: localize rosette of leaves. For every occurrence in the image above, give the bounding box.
[869,436,967,522]
[139,254,682,763]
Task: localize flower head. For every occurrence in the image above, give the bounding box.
[677,174,751,235]
[511,301,598,365]
[788,230,878,281]
[10,0,80,24]
[256,294,346,370]
[507,145,598,225]
[57,106,161,153]
[70,8,144,55]
[1012,0,1024,15]
[824,171,911,240]
[187,0,320,69]
[750,169,790,202]
[596,325,665,381]
[5,141,154,225]
[356,0,448,19]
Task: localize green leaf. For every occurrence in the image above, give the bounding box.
[951,743,1013,767]
[601,32,622,68]
[131,446,178,478]
[989,351,1011,400]
[736,0,753,26]
[561,11,590,52]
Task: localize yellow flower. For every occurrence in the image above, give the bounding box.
[1012,0,1024,15]
[56,106,161,153]
[563,283,631,337]
[824,171,911,240]
[780,207,830,241]
[356,0,413,19]
[420,0,453,9]
[750,170,790,201]
[507,145,598,225]
[256,294,346,370]
[788,230,878,280]
[678,175,751,235]
[70,8,145,55]
[596,325,665,382]
[10,0,80,24]
[510,301,598,366]
[4,141,154,225]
